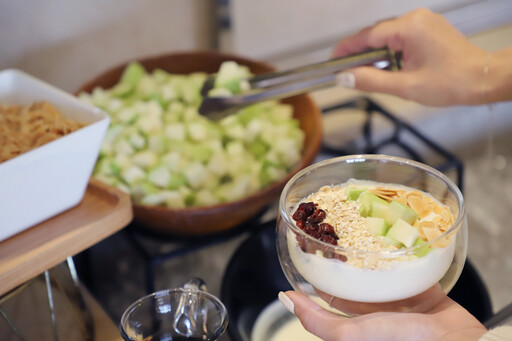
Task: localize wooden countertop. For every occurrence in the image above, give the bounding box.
[0,178,133,296]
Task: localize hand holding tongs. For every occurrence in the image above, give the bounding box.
[198,48,401,120]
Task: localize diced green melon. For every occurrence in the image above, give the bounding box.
[386,200,418,225]
[132,151,158,169]
[413,238,432,257]
[148,165,170,188]
[345,187,367,201]
[365,217,389,236]
[120,62,146,87]
[165,123,186,140]
[121,165,146,185]
[382,236,404,248]
[386,218,420,248]
[83,61,305,208]
[213,61,251,95]
[183,162,207,189]
[358,192,388,217]
[370,201,389,219]
[167,173,187,190]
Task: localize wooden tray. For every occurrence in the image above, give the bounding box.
[0,179,132,296]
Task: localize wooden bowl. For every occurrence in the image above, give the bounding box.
[77,51,322,236]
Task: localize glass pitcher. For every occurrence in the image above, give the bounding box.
[120,278,228,341]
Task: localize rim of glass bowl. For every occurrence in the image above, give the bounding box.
[279,154,465,258]
[119,288,228,337]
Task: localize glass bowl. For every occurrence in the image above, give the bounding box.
[276,155,467,316]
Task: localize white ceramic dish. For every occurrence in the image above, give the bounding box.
[0,69,109,241]
[251,299,321,341]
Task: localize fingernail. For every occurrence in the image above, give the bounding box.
[278,291,295,314]
[336,72,356,88]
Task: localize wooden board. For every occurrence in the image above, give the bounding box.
[0,179,132,296]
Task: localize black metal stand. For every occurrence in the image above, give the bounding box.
[124,207,270,294]
[321,97,464,191]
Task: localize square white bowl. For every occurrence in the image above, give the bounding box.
[0,69,110,242]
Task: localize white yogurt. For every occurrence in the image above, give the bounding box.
[288,229,456,302]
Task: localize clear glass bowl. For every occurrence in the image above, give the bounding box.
[276,155,467,316]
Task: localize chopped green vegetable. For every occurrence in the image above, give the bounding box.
[81,61,304,208]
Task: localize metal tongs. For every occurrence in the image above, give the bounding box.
[198,48,401,120]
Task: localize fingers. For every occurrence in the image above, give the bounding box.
[281,291,350,341]
[337,67,415,100]
[331,19,406,58]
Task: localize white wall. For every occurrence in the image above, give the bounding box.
[0,0,215,93]
[226,0,511,61]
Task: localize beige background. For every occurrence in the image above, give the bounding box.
[0,0,215,92]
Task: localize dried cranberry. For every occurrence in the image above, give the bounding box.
[307,209,326,224]
[297,236,308,252]
[318,223,335,235]
[312,228,325,240]
[333,253,347,262]
[302,222,317,236]
[319,234,338,245]
[292,209,307,221]
[296,220,305,229]
[298,202,316,217]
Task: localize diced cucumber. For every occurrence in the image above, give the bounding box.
[386,200,418,225]
[165,123,186,141]
[140,190,184,207]
[83,61,304,208]
[195,189,220,206]
[185,144,212,163]
[131,181,159,201]
[370,201,389,219]
[121,165,146,185]
[207,152,228,176]
[213,61,251,94]
[132,151,158,169]
[358,192,388,217]
[184,162,207,189]
[148,165,170,188]
[382,236,404,248]
[128,131,146,149]
[386,218,420,248]
[365,217,389,236]
[345,187,367,201]
[413,238,432,257]
[120,62,146,88]
[167,173,187,190]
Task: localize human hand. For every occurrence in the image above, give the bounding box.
[279,291,487,341]
[333,8,488,106]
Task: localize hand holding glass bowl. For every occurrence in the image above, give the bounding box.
[276,155,467,316]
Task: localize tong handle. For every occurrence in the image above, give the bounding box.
[198,48,401,119]
[249,48,399,89]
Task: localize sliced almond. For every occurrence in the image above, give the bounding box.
[420,203,434,218]
[406,190,424,199]
[423,226,442,241]
[433,204,443,214]
[395,194,408,205]
[423,226,451,248]
[418,220,436,229]
[408,196,426,213]
[374,187,398,194]
[373,193,394,202]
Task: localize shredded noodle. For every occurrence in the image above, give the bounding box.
[0,101,84,163]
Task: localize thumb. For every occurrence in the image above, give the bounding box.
[280,291,349,341]
[337,66,414,100]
